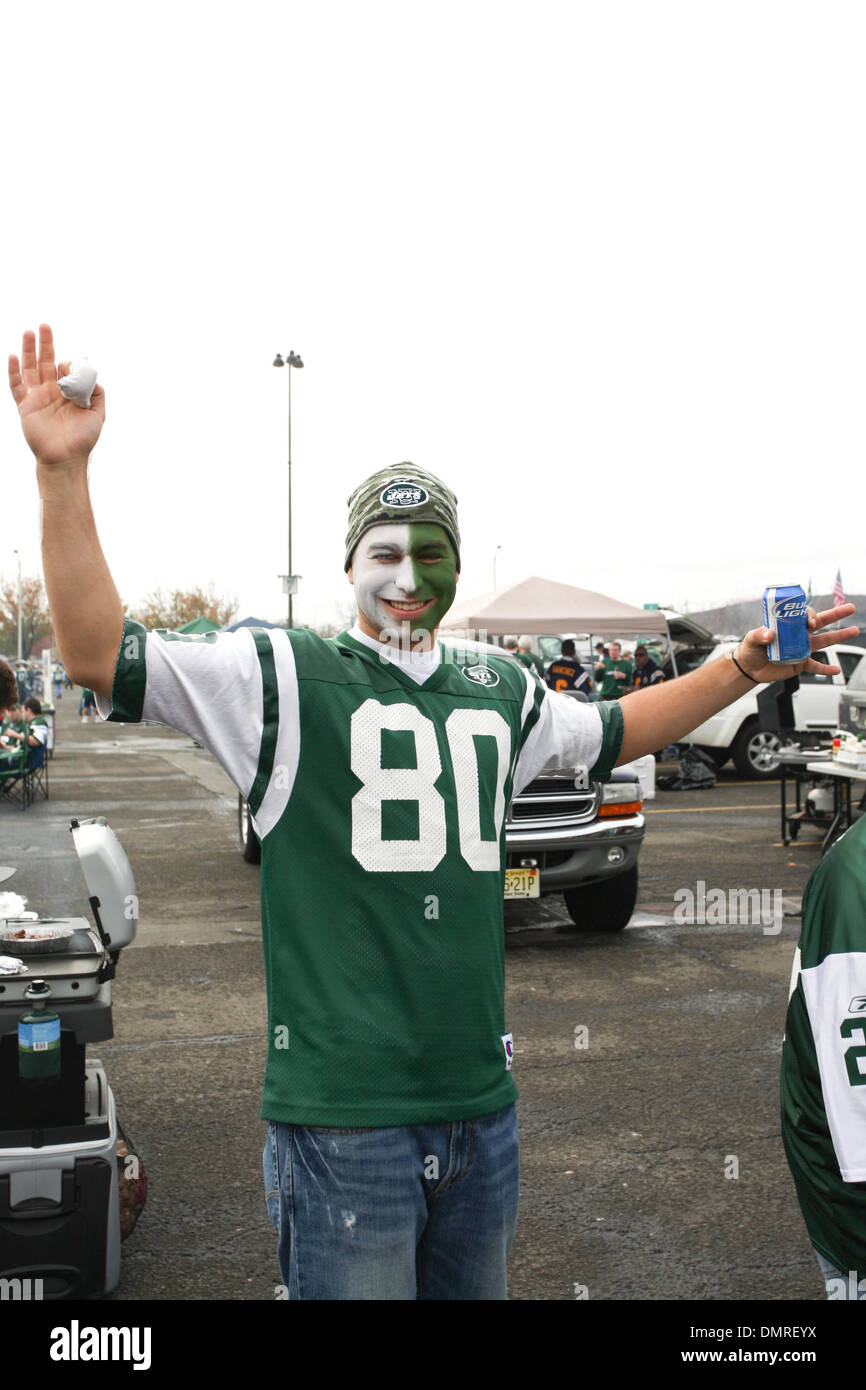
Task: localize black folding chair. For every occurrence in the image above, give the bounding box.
[26,741,49,803]
[0,748,30,811]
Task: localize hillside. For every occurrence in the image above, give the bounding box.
[684,593,866,646]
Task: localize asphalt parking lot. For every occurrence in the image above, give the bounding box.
[0,692,832,1301]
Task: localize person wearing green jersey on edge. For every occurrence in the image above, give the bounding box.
[781,812,866,1299]
[9,324,858,1301]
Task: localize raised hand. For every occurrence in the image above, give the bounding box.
[737,602,859,682]
[8,325,104,467]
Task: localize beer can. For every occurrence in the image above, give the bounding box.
[763,585,810,664]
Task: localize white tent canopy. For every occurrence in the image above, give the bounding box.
[440,575,672,638]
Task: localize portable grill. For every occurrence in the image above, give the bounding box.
[0,817,137,1299]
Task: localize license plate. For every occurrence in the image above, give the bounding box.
[504,868,540,899]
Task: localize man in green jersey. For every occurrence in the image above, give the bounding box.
[9,324,857,1300]
[595,640,634,699]
[2,697,48,755]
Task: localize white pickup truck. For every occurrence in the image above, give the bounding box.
[680,640,865,778]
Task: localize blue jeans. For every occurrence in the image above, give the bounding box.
[263,1102,519,1300]
[814,1247,866,1299]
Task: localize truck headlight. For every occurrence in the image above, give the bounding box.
[598,782,642,817]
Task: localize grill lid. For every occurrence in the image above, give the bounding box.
[70,818,138,951]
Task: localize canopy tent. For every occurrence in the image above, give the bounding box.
[176,616,222,635]
[222,616,283,631]
[439,576,673,638]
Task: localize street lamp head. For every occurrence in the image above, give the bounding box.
[288,352,304,369]
[273,354,285,368]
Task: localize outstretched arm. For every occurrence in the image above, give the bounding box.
[617,604,859,765]
[9,325,122,697]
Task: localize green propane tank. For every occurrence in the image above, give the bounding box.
[18,979,61,1083]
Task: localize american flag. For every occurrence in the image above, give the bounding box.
[833,569,846,606]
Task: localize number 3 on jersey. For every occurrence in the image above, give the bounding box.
[350,700,511,873]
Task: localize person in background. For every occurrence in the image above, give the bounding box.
[4,696,48,757]
[79,687,96,722]
[53,661,64,700]
[546,639,593,697]
[22,697,49,759]
[502,635,520,657]
[1,700,24,744]
[632,644,665,691]
[517,636,544,679]
[595,641,634,700]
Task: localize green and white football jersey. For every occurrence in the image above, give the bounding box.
[782,813,866,1275]
[100,620,623,1125]
[28,716,49,747]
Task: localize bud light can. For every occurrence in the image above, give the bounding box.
[763,584,810,664]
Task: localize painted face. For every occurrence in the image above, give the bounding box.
[349,522,458,644]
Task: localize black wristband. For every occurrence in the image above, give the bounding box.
[732,649,760,684]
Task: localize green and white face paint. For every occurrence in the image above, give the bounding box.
[349,522,458,647]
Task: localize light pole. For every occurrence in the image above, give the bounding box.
[13,550,22,662]
[493,545,502,590]
[273,350,304,627]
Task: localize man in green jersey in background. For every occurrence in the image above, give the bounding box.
[9,324,856,1300]
[595,640,634,699]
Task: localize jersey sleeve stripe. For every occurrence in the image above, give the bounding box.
[247,631,280,819]
[589,700,625,778]
[248,628,302,838]
[104,617,147,722]
[508,666,546,782]
[518,666,545,740]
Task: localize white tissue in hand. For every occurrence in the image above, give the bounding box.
[58,358,98,408]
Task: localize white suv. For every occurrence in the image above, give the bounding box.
[680,641,865,778]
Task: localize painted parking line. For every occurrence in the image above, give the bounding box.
[645,804,778,814]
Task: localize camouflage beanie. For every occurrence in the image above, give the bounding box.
[344,465,461,571]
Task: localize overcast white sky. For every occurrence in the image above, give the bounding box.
[2,1,864,631]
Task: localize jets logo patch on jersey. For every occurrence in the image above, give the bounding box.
[462,665,500,688]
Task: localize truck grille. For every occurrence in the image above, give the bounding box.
[506,849,573,870]
[509,777,599,827]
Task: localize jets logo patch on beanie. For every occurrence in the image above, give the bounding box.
[379,481,430,509]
